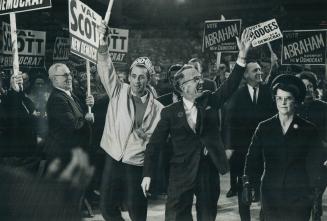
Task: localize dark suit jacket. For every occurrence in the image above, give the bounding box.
[45,88,90,161]
[2,91,38,157]
[228,84,275,153]
[203,78,217,92]
[244,115,323,206]
[144,64,245,191]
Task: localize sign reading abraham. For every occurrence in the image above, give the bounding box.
[282,30,326,65]
[0,0,51,15]
[202,19,241,52]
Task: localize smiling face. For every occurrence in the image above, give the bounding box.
[179,67,204,101]
[52,65,72,91]
[129,65,149,97]
[244,62,263,87]
[275,89,296,116]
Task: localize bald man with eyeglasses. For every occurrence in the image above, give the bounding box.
[44,63,94,164]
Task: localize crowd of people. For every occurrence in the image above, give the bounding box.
[0,19,326,221]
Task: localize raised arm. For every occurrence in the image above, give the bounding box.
[96,20,122,98]
[209,29,252,108]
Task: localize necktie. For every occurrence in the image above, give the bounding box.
[253,87,257,104]
[195,102,202,135]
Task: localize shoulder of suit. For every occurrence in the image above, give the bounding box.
[258,114,278,128]
[295,115,316,129]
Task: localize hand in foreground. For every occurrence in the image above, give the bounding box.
[46,147,95,189]
[85,95,94,108]
[141,177,151,198]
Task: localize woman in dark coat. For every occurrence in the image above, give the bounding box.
[244,74,324,221]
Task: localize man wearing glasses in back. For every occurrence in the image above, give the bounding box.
[45,63,94,163]
[141,29,252,221]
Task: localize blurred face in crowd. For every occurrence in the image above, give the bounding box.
[34,78,45,91]
[22,73,30,90]
[179,67,204,101]
[53,65,72,91]
[301,79,315,100]
[275,89,296,116]
[117,71,128,83]
[129,65,149,97]
[244,62,263,87]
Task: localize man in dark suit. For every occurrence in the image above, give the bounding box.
[142,29,252,221]
[227,59,276,220]
[45,63,94,163]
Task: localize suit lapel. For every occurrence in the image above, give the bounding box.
[54,89,83,117]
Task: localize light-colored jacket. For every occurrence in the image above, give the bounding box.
[97,47,163,166]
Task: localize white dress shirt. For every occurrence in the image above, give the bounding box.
[247,84,259,103]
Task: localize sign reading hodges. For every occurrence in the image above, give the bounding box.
[282,30,326,65]
[202,19,241,52]
[69,0,101,64]
[108,28,128,63]
[0,22,46,67]
[0,0,51,15]
[247,19,283,47]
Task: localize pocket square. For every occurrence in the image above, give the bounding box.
[205,106,212,110]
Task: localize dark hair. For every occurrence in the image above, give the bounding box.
[173,64,195,93]
[168,64,183,82]
[297,71,318,90]
[272,83,301,103]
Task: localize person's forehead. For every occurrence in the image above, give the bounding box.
[57,65,70,74]
[276,88,293,96]
[35,78,45,83]
[131,65,148,76]
[181,68,200,81]
[301,78,313,85]
[247,62,260,70]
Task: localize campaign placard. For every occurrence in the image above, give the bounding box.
[0,0,51,15]
[108,28,128,63]
[202,19,241,52]
[69,0,101,64]
[53,37,70,61]
[282,30,327,65]
[247,19,283,47]
[0,22,46,67]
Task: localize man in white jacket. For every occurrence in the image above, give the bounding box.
[97,21,163,221]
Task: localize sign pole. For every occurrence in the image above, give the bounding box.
[216,15,225,70]
[86,60,92,114]
[10,13,22,90]
[85,60,94,122]
[104,0,115,24]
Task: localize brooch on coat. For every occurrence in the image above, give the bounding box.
[177,112,184,118]
[293,124,299,129]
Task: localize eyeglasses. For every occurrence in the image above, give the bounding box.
[275,96,294,103]
[181,76,203,85]
[54,73,71,78]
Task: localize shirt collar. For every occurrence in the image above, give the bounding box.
[55,87,71,97]
[183,97,195,110]
[131,90,148,103]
